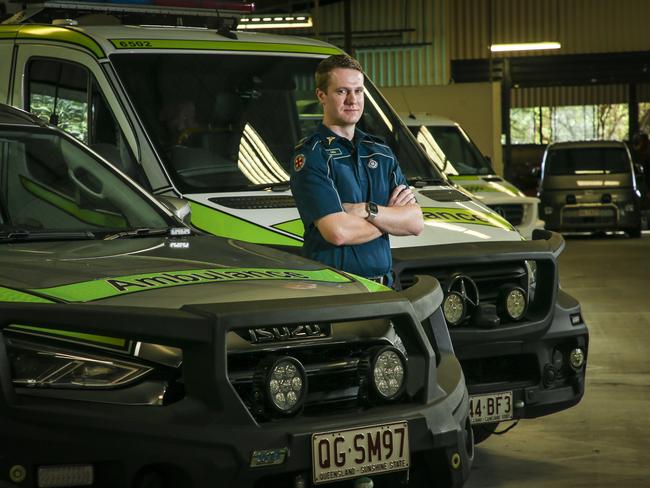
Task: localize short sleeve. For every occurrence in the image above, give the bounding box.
[290,148,344,228]
[390,153,409,189]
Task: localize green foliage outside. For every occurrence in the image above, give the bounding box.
[511,104,629,144]
[30,94,88,143]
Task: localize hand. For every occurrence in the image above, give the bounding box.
[342,202,369,219]
[388,185,417,207]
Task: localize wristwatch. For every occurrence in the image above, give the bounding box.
[365,201,378,221]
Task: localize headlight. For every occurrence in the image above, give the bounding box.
[8,338,152,388]
[498,286,527,321]
[257,356,307,415]
[371,346,407,401]
[443,291,466,326]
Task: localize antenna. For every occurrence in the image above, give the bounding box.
[400,90,415,119]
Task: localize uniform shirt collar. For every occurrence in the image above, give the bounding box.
[317,123,370,146]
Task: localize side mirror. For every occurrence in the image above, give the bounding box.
[634,163,645,176]
[156,195,192,225]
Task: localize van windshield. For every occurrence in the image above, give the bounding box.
[110,53,442,193]
[408,124,493,176]
[545,147,630,175]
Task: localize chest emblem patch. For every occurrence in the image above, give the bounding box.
[325,148,342,156]
[368,159,379,169]
[294,154,306,171]
[326,136,336,145]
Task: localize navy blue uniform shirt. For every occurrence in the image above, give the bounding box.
[290,123,408,278]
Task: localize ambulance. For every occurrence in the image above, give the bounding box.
[401,113,544,239]
[1,1,587,445]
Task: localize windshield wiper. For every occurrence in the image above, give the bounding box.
[0,230,96,243]
[102,227,188,241]
[407,176,446,188]
[245,182,291,192]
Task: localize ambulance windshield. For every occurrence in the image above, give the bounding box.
[111,53,443,193]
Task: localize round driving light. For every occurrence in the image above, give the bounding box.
[499,287,527,321]
[569,348,585,370]
[443,291,466,326]
[371,347,407,401]
[258,356,307,415]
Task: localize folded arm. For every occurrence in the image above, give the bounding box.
[342,185,424,237]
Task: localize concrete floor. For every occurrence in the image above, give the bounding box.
[466,232,650,488]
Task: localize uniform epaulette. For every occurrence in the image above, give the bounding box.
[294,133,320,151]
[364,133,388,145]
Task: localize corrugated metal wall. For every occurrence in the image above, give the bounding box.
[303,0,450,86]
[511,84,629,108]
[451,0,650,60]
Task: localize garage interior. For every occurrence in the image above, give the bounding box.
[1,0,649,487]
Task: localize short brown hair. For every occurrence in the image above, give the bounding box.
[315,54,363,92]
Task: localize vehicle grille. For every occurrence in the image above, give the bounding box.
[397,259,553,329]
[487,204,524,226]
[561,205,617,227]
[228,340,414,422]
[419,189,471,202]
[462,354,540,387]
[210,195,296,209]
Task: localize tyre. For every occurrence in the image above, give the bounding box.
[472,422,499,444]
[628,227,642,238]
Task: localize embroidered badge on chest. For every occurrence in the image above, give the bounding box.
[294,154,306,171]
[326,136,336,145]
[368,159,379,169]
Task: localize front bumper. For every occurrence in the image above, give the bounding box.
[392,230,588,424]
[0,277,473,487]
[541,197,641,233]
[460,289,588,420]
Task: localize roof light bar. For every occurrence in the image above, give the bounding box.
[489,42,561,52]
[238,13,312,30]
[4,1,254,27]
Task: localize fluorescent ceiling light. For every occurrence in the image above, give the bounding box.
[489,42,561,52]
[238,14,312,30]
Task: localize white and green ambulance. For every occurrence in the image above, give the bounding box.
[401,113,545,239]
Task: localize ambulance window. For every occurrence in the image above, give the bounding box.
[26,59,140,183]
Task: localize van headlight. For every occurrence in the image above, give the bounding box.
[8,338,152,388]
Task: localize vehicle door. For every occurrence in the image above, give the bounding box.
[10,44,158,189]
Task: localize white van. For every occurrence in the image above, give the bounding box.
[1,1,587,448]
[401,113,545,239]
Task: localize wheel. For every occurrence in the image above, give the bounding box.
[472,422,499,444]
[628,227,642,238]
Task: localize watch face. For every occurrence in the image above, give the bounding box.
[368,202,378,214]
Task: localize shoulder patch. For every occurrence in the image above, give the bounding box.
[294,153,306,171]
